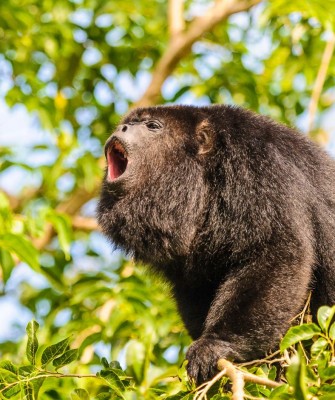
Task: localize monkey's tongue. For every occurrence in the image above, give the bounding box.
[107,149,128,180]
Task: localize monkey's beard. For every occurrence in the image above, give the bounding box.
[97,154,206,269]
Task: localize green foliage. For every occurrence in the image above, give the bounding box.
[2,309,335,398]
[0,321,134,399]
[1,0,335,398]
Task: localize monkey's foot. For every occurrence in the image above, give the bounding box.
[186,337,239,385]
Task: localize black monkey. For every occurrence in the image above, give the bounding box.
[97,105,335,384]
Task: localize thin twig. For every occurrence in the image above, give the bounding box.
[0,372,98,394]
[290,292,312,324]
[308,33,335,133]
[239,349,282,367]
[194,367,228,400]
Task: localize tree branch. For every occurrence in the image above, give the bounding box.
[136,0,261,107]
[33,185,99,250]
[308,33,335,133]
[218,359,245,400]
[195,359,280,400]
[72,215,99,231]
[168,0,185,38]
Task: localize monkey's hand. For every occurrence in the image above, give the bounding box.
[186,337,240,385]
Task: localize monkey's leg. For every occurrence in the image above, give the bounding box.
[172,283,217,340]
[186,248,313,384]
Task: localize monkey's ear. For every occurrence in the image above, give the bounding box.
[196,120,213,155]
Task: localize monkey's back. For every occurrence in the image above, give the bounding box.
[206,105,335,312]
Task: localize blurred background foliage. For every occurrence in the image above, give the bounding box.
[0,0,335,398]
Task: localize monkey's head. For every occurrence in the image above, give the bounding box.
[103,106,213,188]
[97,105,222,267]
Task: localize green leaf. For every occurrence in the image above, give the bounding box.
[53,348,78,369]
[320,366,335,381]
[26,320,39,366]
[0,249,15,283]
[329,322,335,340]
[23,381,34,400]
[95,393,112,400]
[269,383,290,399]
[18,366,34,377]
[319,395,335,400]
[101,357,110,369]
[71,388,90,400]
[108,361,123,370]
[41,337,70,368]
[0,191,10,209]
[0,233,40,272]
[320,383,335,394]
[46,210,72,260]
[30,377,45,399]
[98,370,128,399]
[165,392,195,400]
[286,352,309,400]
[280,323,321,351]
[311,337,329,358]
[0,365,18,397]
[317,306,335,333]
[1,383,21,399]
[126,339,146,383]
[0,361,17,375]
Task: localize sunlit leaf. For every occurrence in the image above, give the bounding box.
[23,381,34,400]
[329,322,335,340]
[41,337,70,368]
[286,352,308,400]
[46,210,72,260]
[53,349,78,369]
[320,366,335,381]
[311,337,329,358]
[280,323,321,351]
[0,233,40,272]
[97,369,131,399]
[126,339,146,383]
[71,388,90,400]
[318,306,335,333]
[26,320,39,366]
[1,383,21,399]
[269,383,290,399]
[0,361,17,375]
[0,249,15,283]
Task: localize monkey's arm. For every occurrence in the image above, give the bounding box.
[186,247,313,384]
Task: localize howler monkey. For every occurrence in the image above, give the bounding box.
[97,105,335,384]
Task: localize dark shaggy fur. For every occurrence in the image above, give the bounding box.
[97,105,335,384]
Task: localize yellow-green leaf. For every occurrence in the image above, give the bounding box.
[280,323,321,352]
[26,320,39,366]
[41,337,70,368]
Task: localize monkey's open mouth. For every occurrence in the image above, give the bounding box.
[106,139,128,181]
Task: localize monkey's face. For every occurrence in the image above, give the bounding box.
[103,117,164,188]
[102,106,214,196]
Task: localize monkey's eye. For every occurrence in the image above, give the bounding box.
[146,121,162,131]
